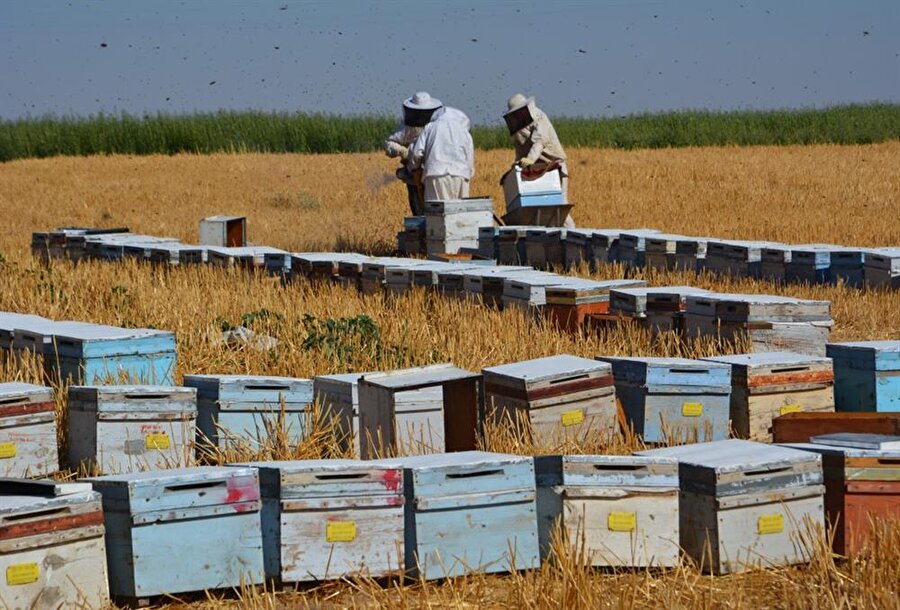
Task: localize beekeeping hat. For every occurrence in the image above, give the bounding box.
[503,93,536,134]
[403,92,443,127]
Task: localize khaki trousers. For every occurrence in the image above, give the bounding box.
[424,175,470,201]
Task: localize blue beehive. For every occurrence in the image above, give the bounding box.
[786,244,840,284]
[86,466,265,601]
[598,356,731,443]
[827,341,900,413]
[398,451,540,580]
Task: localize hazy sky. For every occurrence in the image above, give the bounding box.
[2,1,898,124]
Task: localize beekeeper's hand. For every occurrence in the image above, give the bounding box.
[397,145,409,160]
[519,157,534,168]
[385,141,405,158]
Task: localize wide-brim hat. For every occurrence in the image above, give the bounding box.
[403,92,442,111]
[503,95,535,117]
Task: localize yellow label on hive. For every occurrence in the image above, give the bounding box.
[326,521,357,542]
[6,562,40,586]
[757,513,784,535]
[608,512,637,532]
[681,402,703,417]
[779,404,803,416]
[0,442,16,459]
[145,433,170,450]
[560,409,585,427]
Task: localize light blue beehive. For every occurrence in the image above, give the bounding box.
[827,341,900,413]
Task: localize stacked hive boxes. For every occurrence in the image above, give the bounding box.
[786,244,841,284]
[864,248,900,289]
[497,226,532,265]
[424,198,494,255]
[609,286,711,333]
[827,341,900,412]
[0,382,58,477]
[562,228,594,268]
[461,266,530,303]
[617,230,664,269]
[772,411,900,443]
[544,279,646,333]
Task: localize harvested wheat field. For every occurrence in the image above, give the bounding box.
[1,143,899,609]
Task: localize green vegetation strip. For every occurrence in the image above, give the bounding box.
[1,104,899,161]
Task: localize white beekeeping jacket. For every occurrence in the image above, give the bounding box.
[384,124,423,157]
[407,107,475,180]
[512,105,567,173]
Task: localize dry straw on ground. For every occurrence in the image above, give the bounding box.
[0,143,898,608]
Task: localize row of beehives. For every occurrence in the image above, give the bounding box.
[473,225,900,290]
[4,341,898,481]
[3,434,897,608]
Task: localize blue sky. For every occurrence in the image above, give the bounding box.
[1,1,897,124]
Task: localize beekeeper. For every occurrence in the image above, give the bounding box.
[504,93,574,227]
[384,92,443,215]
[406,102,475,201]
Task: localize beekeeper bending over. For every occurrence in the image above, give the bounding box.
[406,101,475,201]
[384,92,442,215]
[504,93,574,227]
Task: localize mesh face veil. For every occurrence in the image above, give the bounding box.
[504,105,533,135]
[403,106,439,128]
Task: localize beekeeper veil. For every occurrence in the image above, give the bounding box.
[403,92,443,127]
[503,93,536,135]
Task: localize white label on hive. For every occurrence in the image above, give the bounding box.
[560,409,585,427]
[681,402,703,417]
[607,512,636,532]
[757,513,784,535]
[0,442,16,459]
[779,404,802,416]
[7,562,40,586]
[145,433,170,450]
[326,521,357,542]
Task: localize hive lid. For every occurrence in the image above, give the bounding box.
[810,433,900,451]
[0,382,53,398]
[636,439,818,473]
[483,354,610,384]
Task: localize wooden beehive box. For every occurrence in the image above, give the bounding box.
[263,251,292,277]
[484,355,617,446]
[637,439,825,574]
[0,382,58,478]
[289,252,365,282]
[828,248,876,288]
[599,356,731,443]
[399,451,540,579]
[674,236,710,272]
[783,433,900,556]
[462,266,533,303]
[562,228,594,269]
[523,228,553,268]
[644,233,692,270]
[85,234,180,262]
[359,257,424,294]
[534,455,680,567]
[477,268,537,308]
[863,248,900,290]
[199,215,246,247]
[497,226,532,265]
[760,243,793,282]
[184,374,322,456]
[357,364,480,459]
[477,226,499,260]
[87,466,265,601]
[827,341,900,412]
[500,273,577,313]
[147,244,207,266]
[382,261,439,295]
[587,229,625,266]
[703,352,835,441]
[545,279,647,333]
[773,411,900,443]
[425,198,494,255]
[206,246,286,271]
[616,230,663,268]
[67,385,197,474]
[786,244,841,284]
[242,459,404,583]
[608,286,710,333]
[0,480,109,609]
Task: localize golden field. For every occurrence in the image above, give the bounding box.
[0,143,899,609]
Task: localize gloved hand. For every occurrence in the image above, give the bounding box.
[397,145,409,160]
[519,157,534,168]
[385,142,405,158]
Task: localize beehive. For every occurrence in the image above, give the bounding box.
[703,352,835,441]
[608,286,711,333]
[562,228,595,268]
[460,266,531,302]
[0,312,50,355]
[544,279,647,333]
[863,248,900,289]
[827,341,900,412]
[599,356,731,443]
[360,258,426,294]
[828,248,876,288]
[147,244,207,266]
[0,480,109,609]
[199,215,246,247]
[67,385,197,474]
[400,216,427,256]
[786,244,842,284]
[484,355,617,446]
[205,246,287,271]
[644,233,693,271]
[534,455,680,567]
[588,229,625,266]
[497,226,532,265]
[399,451,540,579]
[637,439,825,574]
[477,267,539,308]
[262,251,292,277]
[501,166,564,211]
[773,411,900,443]
[703,240,775,278]
[616,230,665,268]
[383,261,445,295]
[0,382,58,478]
[87,466,265,601]
[85,234,180,261]
[501,273,580,313]
[523,228,555,269]
[760,244,794,282]
[477,226,499,260]
[245,459,404,583]
[425,198,494,255]
[783,433,900,556]
[289,252,367,282]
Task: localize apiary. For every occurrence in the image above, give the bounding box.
[783,433,900,556]
[544,279,647,333]
[636,439,825,574]
[398,451,540,579]
[608,286,711,333]
[357,364,480,459]
[0,382,58,478]
[616,230,665,268]
[0,480,109,609]
[703,352,835,442]
[497,226,532,265]
[85,234,180,261]
[483,355,617,447]
[87,466,265,601]
[241,459,404,583]
[827,341,900,412]
[424,198,494,255]
[599,356,731,443]
[863,248,900,290]
[786,244,842,284]
[773,411,900,443]
[534,455,680,567]
[184,375,322,456]
[67,385,197,474]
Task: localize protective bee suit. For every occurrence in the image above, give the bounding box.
[504,94,574,227]
[385,92,443,215]
[407,106,475,201]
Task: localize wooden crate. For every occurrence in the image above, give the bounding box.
[399,451,540,579]
[68,385,197,474]
[773,411,900,443]
[484,355,617,446]
[637,439,825,574]
[0,383,58,478]
[783,434,900,556]
[357,364,480,459]
[184,375,322,456]
[534,455,680,567]
[703,352,835,442]
[424,199,494,255]
[864,248,900,290]
[87,466,265,601]
[599,356,731,443]
[544,279,646,333]
[0,480,109,609]
[245,459,404,583]
[827,341,900,412]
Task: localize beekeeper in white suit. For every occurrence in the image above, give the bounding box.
[406,101,475,201]
[384,92,443,215]
[504,93,574,227]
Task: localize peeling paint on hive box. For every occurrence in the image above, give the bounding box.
[0,382,58,478]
